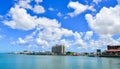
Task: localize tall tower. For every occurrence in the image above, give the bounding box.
[52,44,66,55]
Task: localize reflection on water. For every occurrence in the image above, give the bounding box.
[0,54,120,69]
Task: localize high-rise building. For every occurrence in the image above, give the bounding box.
[96,49,101,55]
[52,44,66,55]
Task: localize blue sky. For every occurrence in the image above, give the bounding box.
[0,0,120,53]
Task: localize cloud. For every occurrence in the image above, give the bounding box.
[18,0,45,14]
[15,26,74,49]
[35,27,73,42]
[35,0,43,4]
[3,5,57,31]
[16,32,34,45]
[67,1,88,17]
[84,31,93,40]
[59,39,73,48]
[74,32,87,47]
[64,16,69,19]
[89,37,120,50]
[36,38,48,46]
[32,5,45,14]
[17,38,27,45]
[5,5,75,49]
[85,5,120,37]
[3,0,120,52]
[67,1,95,17]
[4,6,37,30]
[88,6,96,12]
[76,35,120,51]
[57,12,62,17]
[36,17,60,28]
[48,7,54,11]
[93,0,102,4]
[18,0,32,9]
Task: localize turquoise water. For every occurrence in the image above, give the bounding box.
[0,54,120,69]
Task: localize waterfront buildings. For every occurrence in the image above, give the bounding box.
[52,44,66,55]
[106,45,120,54]
[100,45,120,57]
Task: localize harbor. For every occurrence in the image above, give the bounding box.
[1,53,120,69]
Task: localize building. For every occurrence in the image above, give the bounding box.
[52,44,66,55]
[106,45,120,53]
[102,45,120,56]
[96,49,101,55]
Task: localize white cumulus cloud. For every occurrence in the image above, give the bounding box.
[3,5,58,31]
[32,5,45,14]
[67,1,88,17]
[85,5,120,37]
[4,6,37,30]
[67,1,95,17]
[84,31,93,40]
[93,0,102,4]
[5,4,76,50]
[36,17,60,28]
[35,0,43,4]
[18,0,32,9]
[18,0,45,14]
[4,0,120,52]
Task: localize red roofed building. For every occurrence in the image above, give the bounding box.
[106,45,120,55]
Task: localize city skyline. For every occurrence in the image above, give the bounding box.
[0,0,120,53]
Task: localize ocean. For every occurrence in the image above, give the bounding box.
[0,54,120,69]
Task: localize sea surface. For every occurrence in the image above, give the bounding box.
[0,54,120,69]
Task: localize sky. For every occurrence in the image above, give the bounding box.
[0,0,120,53]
